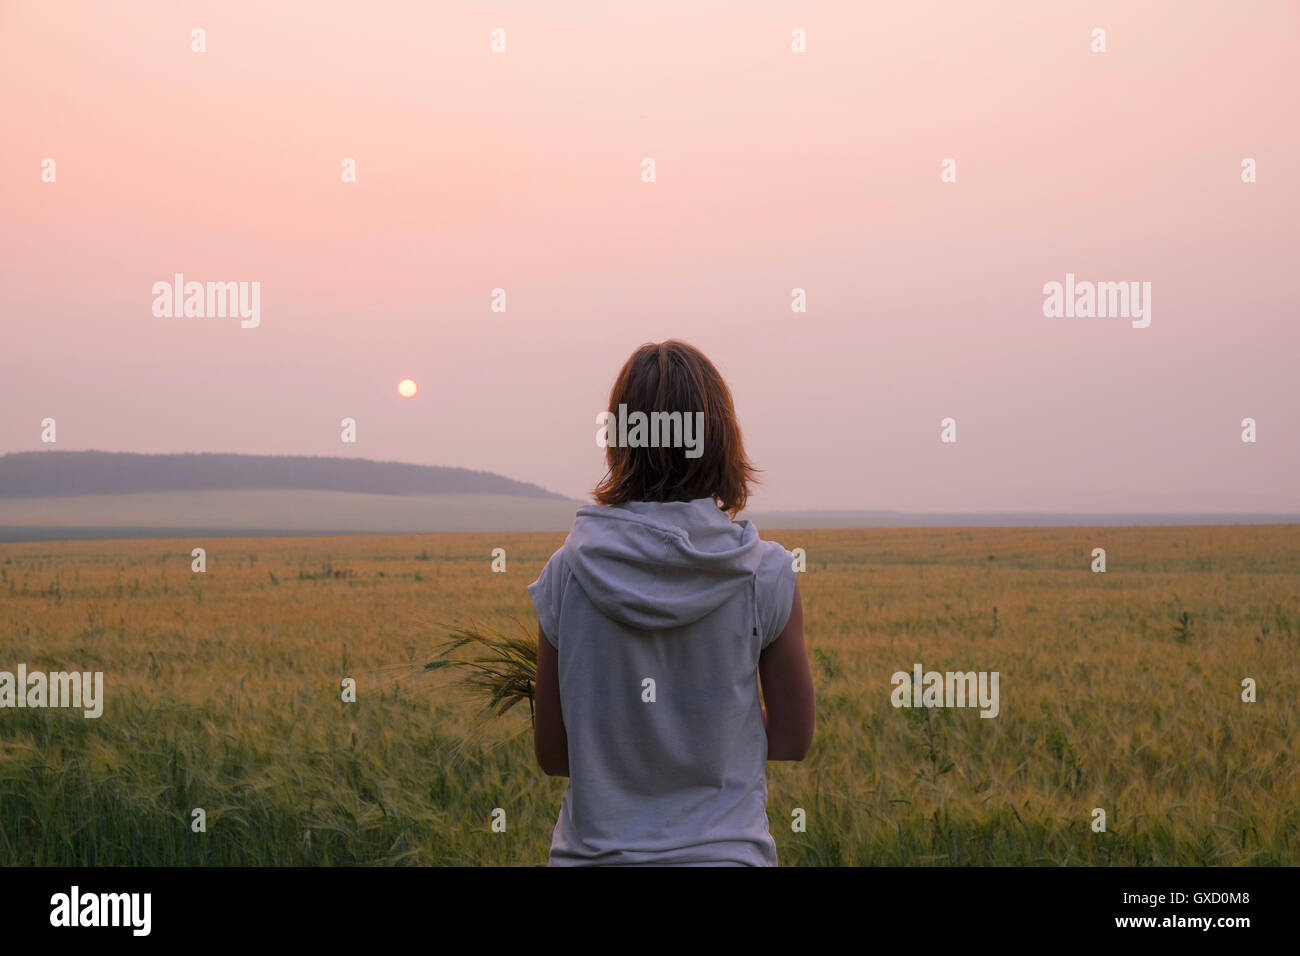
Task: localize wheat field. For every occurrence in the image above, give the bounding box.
[1,525,1296,865]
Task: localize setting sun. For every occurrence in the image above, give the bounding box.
[397,378,418,399]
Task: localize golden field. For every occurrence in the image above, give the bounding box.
[1,525,1296,865]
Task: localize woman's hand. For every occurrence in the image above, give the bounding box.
[758,581,815,760]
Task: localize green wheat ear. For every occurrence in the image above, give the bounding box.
[425,620,538,722]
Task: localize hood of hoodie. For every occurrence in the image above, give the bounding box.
[563,498,764,631]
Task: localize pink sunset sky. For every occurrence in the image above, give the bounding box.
[2,0,1297,513]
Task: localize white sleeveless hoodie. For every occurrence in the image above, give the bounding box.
[528,497,796,866]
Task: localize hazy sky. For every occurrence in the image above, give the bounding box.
[3,1,1297,512]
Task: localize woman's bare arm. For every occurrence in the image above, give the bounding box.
[758,580,815,760]
[534,624,569,776]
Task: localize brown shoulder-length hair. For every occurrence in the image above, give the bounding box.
[593,340,758,517]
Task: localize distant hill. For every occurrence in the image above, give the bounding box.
[0,451,582,540]
[0,451,568,499]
